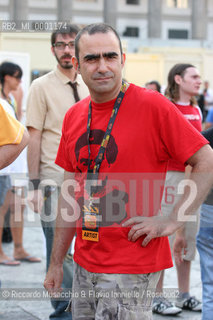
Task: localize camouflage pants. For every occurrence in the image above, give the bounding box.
[69,262,161,320]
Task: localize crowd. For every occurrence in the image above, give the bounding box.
[1,22,213,320]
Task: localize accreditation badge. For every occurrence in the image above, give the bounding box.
[82,198,99,242]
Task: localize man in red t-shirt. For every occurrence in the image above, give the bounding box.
[44,23,213,320]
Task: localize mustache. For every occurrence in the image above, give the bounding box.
[61,54,72,59]
[92,72,114,80]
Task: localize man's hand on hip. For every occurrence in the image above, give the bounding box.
[122,215,182,247]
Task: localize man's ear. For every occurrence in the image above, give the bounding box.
[121,53,126,65]
[51,46,55,57]
[174,74,181,85]
[72,56,80,73]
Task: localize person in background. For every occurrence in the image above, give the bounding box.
[1,63,24,243]
[152,63,203,316]
[203,80,213,113]
[26,24,89,319]
[196,127,213,320]
[0,100,29,265]
[198,80,213,121]
[204,107,213,129]
[43,23,213,320]
[145,80,161,93]
[2,65,23,243]
[175,126,213,320]
[0,62,22,117]
[0,62,40,266]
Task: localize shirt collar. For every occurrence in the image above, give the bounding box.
[55,66,79,85]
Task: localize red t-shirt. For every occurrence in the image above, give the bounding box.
[56,84,207,274]
[168,103,202,172]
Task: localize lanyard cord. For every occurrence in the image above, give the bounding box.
[86,81,128,186]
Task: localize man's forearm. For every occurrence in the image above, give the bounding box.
[170,146,213,226]
[49,195,77,267]
[49,172,78,266]
[44,172,78,293]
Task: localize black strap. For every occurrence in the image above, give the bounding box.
[86,81,128,193]
[68,81,80,102]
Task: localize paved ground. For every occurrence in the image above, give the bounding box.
[0,211,202,320]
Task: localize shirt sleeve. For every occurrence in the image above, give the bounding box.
[25,79,47,130]
[0,104,24,146]
[158,101,208,164]
[55,112,74,172]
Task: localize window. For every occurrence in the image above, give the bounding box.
[126,0,140,5]
[167,0,188,8]
[123,27,139,37]
[168,29,188,39]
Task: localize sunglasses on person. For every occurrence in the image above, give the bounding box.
[9,73,22,80]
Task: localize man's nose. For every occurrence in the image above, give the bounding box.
[64,44,71,53]
[97,57,108,72]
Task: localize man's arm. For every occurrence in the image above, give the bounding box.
[0,129,29,169]
[123,144,213,246]
[44,171,77,292]
[27,127,42,178]
[27,127,43,213]
[174,127,213,263]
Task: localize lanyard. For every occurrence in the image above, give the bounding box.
[82,81,128,242]
[86,81,127,189]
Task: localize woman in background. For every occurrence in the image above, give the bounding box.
[0,61,40,265]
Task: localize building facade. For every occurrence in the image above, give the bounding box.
[0,0,212,52]
[1,0,213,91]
